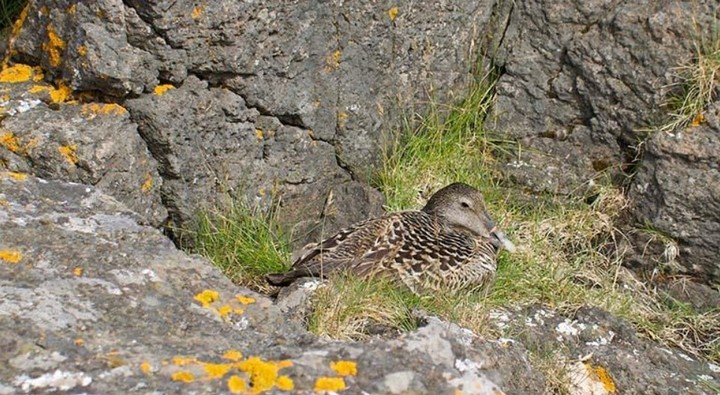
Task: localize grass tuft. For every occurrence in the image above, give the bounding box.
[660,25,720,133]
[190,200,291,292]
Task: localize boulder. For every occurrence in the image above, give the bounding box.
[6,0,494,245]
[487,0,718,195]
[0,173,545,394]
[626,102,720,284]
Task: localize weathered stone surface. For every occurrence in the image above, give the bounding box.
[626,101,720,284]
[488,0,718,195]
[0,174,545,394]
[7,0,493,244]
[0,78,166,226]
[489,305,720,395]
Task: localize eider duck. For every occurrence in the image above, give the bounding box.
[266,182,515,294]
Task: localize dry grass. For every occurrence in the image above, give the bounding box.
[304,68,720,367]
[660,24,720,134]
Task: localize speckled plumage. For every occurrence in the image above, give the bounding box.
[266,183,515,294]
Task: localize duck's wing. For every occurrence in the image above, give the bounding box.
[265,215,400,286]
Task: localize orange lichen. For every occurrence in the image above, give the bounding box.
[330,360,357,376]
[77,45,87,57]
[67,4,77,14]
[171,371,195,383]
[388,6,399,22]
[140,361,152,375]
[337,111,348,128]
[235,357,279,393]
[0,64,34,83]
[74,338,85,346]
[141,173,153,192]
[223,350,244,362]
[217,304,233,317]
[191,6,204,19]
[586,363,616,393]
[73,267,83,276]
[58,144,79,165]
[314,377,346,392]
[11,5,29,38]
[276,375,294,391]
[203,363,232,379]
[194,289,219,307]
[691,112,705,127]
[0,250,22,263]
[32,66,44,81]
[43,25,67,67]
[228,375,247,393]
[172,356,198,366]
[236,295,256,305]
[80,103,127,117]
[326,50,342,71]
[153,84,175,96]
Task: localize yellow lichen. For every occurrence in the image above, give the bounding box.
[203,362,232,379]
[388,6,399,22]
[223,350,243,361]
[691,112,705,127]
[236,295,256,305]
[276,375,294,391]
[140,361,152,375]
[236,357,277,393]
[11,5,29,39]
[67,4,77,14]
[217,304,232,317]
[330,360,357,376]
[172,356,198,366]
[587,364,616,393]
[194,289,219,307]
[73,267,83,276]
[153,84,175,96]
[337,111,348,128]
[171,371,195,383]
[80,103,127,117]
[32,66,44,81]
[43,25,67,68]
[58,144,79,165]
[141,173,153,192]
[3,172,28,181]
[29,82,73,103]
[0,132,21,152]
[228,375,247,393]
[191,6,204,19]
[326,50,342,71]
[0,64,34,83]
[255,129,264,140]
[0,250,22,263]
[77,45,88,57]
[314,377,346,392]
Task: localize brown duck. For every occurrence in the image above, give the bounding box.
[266,182,515,294]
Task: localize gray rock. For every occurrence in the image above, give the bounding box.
[0,174,545,394]
[627,101,720,284]
[489,305,720,395]
[8,0,492,245]
[0,84,166,226]
[487,0,718,195]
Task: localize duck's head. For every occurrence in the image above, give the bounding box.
[422,182,516,252]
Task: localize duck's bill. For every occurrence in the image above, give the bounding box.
[490,229,516,253]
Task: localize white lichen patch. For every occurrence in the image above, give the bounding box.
[488,310,510,329]
[708,362,720,373]
[13,369,92,393]
[677,353,694,362]
[110,268,161,287]
[446,369,503,395]
[9,351,67,371]
[555,319,586,341]
[585,330,615,347]
[383,371,415,394]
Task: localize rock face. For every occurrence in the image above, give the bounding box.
[5,0,494,244]
[626,102,720,284]
[488,0,717,195]
[0,173,545,394]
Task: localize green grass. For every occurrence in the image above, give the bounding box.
[189,200,291,292]
[0,0,25,33]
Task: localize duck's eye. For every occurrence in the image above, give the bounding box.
[460,201,470,208]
